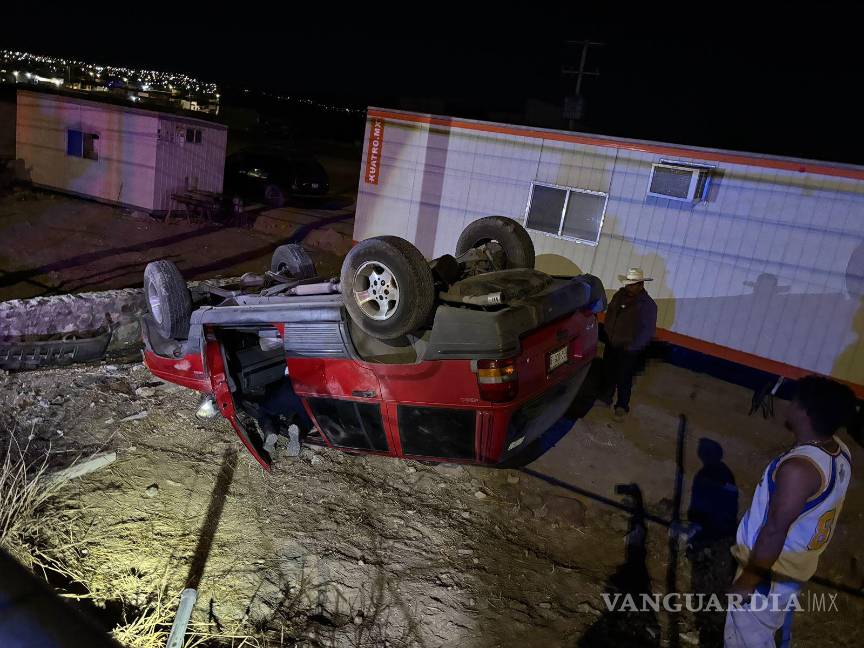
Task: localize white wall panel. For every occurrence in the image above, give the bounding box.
[354,110,864,385]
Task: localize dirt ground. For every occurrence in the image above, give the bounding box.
[2,356,862,647]
[0,150,360,302]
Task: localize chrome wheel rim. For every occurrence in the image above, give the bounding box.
[353,261,399,321]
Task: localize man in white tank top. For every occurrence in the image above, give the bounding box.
[725,375,856,647]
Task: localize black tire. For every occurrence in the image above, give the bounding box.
[271,244,316,278]
[264,184,286,208]
[456,216,535,269]
[143,260,192,339]
[340,236,435,340]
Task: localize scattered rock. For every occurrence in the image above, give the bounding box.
[608,513,630,534]
[506,473,520,484]
[310,455,324,466]
[102,378,135,396]
[538,602,552,609]
[144,483,159,498]
[577,601,602,617]
[538,496,586,527]
[134,386,156,398]
[120,411,148,422]
[474,490,487,500]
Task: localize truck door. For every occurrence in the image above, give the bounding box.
[287,355,392,456]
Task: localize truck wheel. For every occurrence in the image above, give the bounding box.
[341,236,435,339]
[264,184,286,208]
[143,260,192,339]
[271,244,316,279]
[456,216,535,269]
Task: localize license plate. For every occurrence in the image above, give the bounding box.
[548,345,568,372]
[311,183,319,189]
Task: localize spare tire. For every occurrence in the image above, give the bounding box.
[340,236,435,340]
[271,244,316,279]
[143,260,192,339]
[456,216,535,269]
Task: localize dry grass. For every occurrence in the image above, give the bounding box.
[111,589,265,648]
[0,432,65,570]
[0,429,283,647]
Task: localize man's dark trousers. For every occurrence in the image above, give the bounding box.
[601,345,638,411]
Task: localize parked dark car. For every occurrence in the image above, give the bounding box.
[141,217,607,470]
[225,151,329,207]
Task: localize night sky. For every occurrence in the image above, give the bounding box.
[5,8,861,163]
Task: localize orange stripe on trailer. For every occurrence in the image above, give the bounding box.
[367,109,864,182]
[595,311,864,396]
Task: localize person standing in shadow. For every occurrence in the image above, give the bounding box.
[687,438,739,647]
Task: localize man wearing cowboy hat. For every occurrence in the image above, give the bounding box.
[599,267,658,419]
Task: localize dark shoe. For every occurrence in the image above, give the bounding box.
[613,406,629,421]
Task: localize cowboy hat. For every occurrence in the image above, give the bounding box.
[618,267,653,284]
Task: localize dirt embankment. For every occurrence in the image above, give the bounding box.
[2,360,863,647]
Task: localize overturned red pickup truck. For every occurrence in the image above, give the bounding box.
[141,216,605,470]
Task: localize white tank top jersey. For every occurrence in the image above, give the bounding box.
[732,437,852,584]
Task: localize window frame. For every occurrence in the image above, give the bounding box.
[185,127,203,144]
[523,181,609,247]
[82,133,99,160]
[646,159,714,203]
[66,129,99,161]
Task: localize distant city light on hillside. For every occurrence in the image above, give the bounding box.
[1,48,366,118]
[0,48,220,114]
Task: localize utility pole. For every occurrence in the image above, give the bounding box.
[562,40,604,130]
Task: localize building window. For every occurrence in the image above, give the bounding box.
[647,161,712,203]
[524,182,608,246]
[67,129,99,160]
[185,128,202,144]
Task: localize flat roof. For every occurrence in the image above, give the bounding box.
[368,107,864,182]
[16,87,227,130]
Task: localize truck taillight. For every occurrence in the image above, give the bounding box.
[477,358,518,402]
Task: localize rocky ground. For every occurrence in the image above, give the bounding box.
[2,358,862,647]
